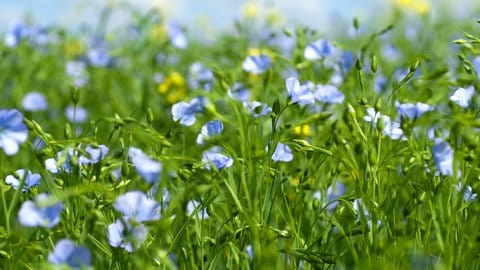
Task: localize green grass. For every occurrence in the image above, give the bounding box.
[1,4,480,270]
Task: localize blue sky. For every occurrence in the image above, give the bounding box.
[0,0,477,34]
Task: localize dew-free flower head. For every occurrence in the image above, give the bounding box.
[0,109,28,156]
[243,101,272,118]
[45,148,76,173]
[196,120,224,145]
[108,217,147,252]
[18,193,64,228]
[186,200,210,219]
[432,139,454,176]
[22,92,48,111]
[78,144,109,165]
[314,84,345,104]
[65,106,88,123]
[228,83,250,102]
[271,142,293,162]
[48,239,92,269]
[242,54,271,74]
[202,147,234,170]
[114,191,161,222]
[364,108,405,140]
[167,20,188,49]
[304,39,335,60]
[128,147,162,184]
[5,169,40,192]
[65,61,89,87]
[286,77,315,105]
[395,101,434,119]
[450,86,474,108]
[171,97,204,126]
[454,183,477,202]
[188,62,214,91]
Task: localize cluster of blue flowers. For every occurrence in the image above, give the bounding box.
[2,8,480,268]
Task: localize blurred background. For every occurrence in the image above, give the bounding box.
[1,0,478,35]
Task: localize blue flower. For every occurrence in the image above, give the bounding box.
[243,101,272,118]
[450,86,474,108]
[128,147,162,184]
[364,108,405,140]
[202,147,234,170]
[108,217,147,252]
[313,181,346,212]
[272,143,293,162]
[22,92,48,111]
[48,239,92,269]
[395,101,434,119]
[186,200,210,219]
[341,51,355,71]
[171,97,204,126]
[78,144,109,165]
[65,61,89,88]
[314,84,345,104]
[167,20,188,49]
[286,77,315,105]
[45,148,75,173]
[228,83,250,102]
[3,21,29,47]
[0,109,28,156]
[188,62,214,91]
[88,48,112,67]
[432,139,454,176]
[196,120,224,145]
[18,193,64,228]
[114,191,161,222]
[65,106,88,124]
[304,39,335,60]
[472,56,480,77]
[242,54,271,74]
[454,183,477,202]
[5,169,41,192]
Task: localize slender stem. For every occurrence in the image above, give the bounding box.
[0,154,10,233]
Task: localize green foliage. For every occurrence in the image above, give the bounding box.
[1,4,480,270]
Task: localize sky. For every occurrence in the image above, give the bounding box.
[0,0,478,35]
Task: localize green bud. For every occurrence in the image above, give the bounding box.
[64,123,73,139]
[121,162,129,178]
[347,103,356,118]
[71,87,80,104]
[355,59,363,70]
[418,192,426,203]
[353,17,359,30]
[283,28,293,37]
[147,108,154,124]
[0,250,11,259]
[376,116,385,133]
[409,60,420,73]
[358,98,368,106]
[374,98,382,112]
[32,120,45,135]
[23,118,36,131]
[370,54,378,73]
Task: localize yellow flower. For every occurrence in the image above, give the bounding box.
[157,72,186,104]
[63,39,84,57]
[395,0,430,14]
[265,8,285,27]
[241,2,260,18]
[149,24,168,42]
[290,177,300,187]
[294,125,313,137]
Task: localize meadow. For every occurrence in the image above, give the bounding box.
[1,2,480,269]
